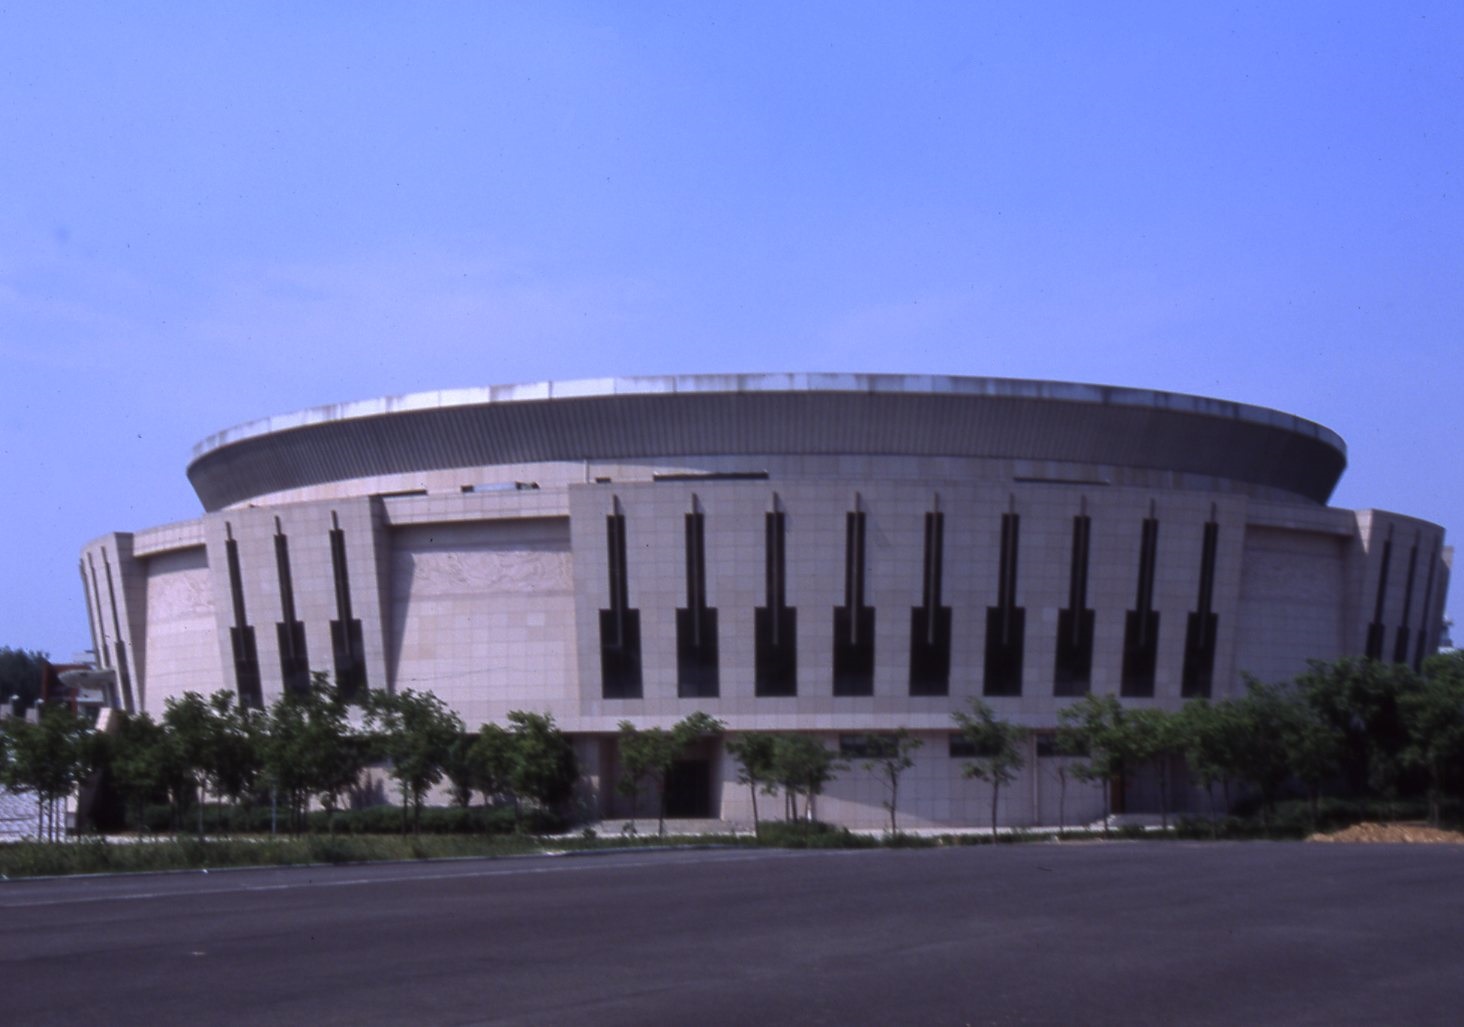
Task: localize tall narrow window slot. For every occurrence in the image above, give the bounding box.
[101,549,136,713]
[1393,535,1419,664]
[755,496,797,696]
[1054,502,1094,696]
[79,560,105,679]
[909,496,951,696]
[834,496,875,696]
[1414,541,1439,671]
[599,497,643,698]
[676,496,719,697]
[1365,528,1393,661]
[1121,505,1161,697]
[224,525,263,708]
[87,555,110,669]
[1181,509,1220,698]
[329,512,367,701]
[984,498,1025,696]
[274,518,311,695]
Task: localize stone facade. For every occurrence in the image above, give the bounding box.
[80,375,1450,828]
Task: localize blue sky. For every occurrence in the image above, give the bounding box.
[2,3,1460,659]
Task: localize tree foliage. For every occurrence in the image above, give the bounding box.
[859,729,924,834]
[725,731,778,834]
[366,688,464,833]
[952,700,1028,836]
[770,734,844,823]
[618,712,723,836]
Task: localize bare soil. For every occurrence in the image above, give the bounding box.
[1308,821,1464,844]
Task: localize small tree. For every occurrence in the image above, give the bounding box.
[725,731,778,836]
[1230,680,1296,827]
[162,692,218,835]
[771,735,844,823]
[1278,693,1343,828]
[3,703,93,840]
[0,647,47,715]
[367,689,463,833]
[952,700,1028,837]
[618,712,723,836]
[106,711,172,833]
[1125,707,1176,829]
[1058,694,1127,835]
[1296,657,1415,813]
[1401,653,1464,827]
[207,690,264,832]
[507,710,579,823]
[859,729,924,834]
[444,734,481,809]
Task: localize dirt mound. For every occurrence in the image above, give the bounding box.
[1308,822,1464,844]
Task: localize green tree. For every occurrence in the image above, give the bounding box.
[264,674,365,834]
[0,647,47,714]
[771,734,844,823]
[858,729,924,835]
[1057,694,1129,835]
[725,731,778,836]
[1277,693,1343,828]
[1296,657,1416,810]
[1176,698,1241,831]
[1229,680,1297,827]
[1401,653,1464,826]
[952,700,1028,837]
[207,690,265,832]
[3,703,93,840]
[506,710,579,821]
[617,712,723,837]
[162,692,218,835]
[105,711,173,833]
[444,733,480,809]
[367,689,464,833]
[445,723,519,824]
[1125,707,1177,829]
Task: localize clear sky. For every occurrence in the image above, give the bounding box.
[2,3,1460,660]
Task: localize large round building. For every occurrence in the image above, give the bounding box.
[80,374,1450,828]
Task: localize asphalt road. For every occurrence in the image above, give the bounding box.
[3,841,1463,1025]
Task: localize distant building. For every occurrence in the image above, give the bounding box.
[80,374,1450,828]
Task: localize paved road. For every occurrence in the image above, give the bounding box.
[3,841,1463,1025]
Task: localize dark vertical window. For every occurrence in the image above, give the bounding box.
[833,501,875,696]
[224,525,264,709]
[1054,509,1095,696]
[1121,510,1160,697]
[79,560,104,675]
[1181,515,1220,698]
[274,518,311,695]
[1414,542,1439,671]
[599,498,643,698]
[984,505,1025,696]
[86,555,110,669]
[1365,530,1393,661]
[755,501,797,696]
[1393,537,1419,665]
[101,549,137,714]
[676,497,719,697]
[329,512,368,701]
[910,503,952,696]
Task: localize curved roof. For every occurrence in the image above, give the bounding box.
[186,374,1348,510]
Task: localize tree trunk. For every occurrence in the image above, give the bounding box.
[657,778,666,838]
[1159,758,1170,831]
[888,774,899,834]
[749,782,760,838]
[1058,769,1067,837]
[991,783,1000,839]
